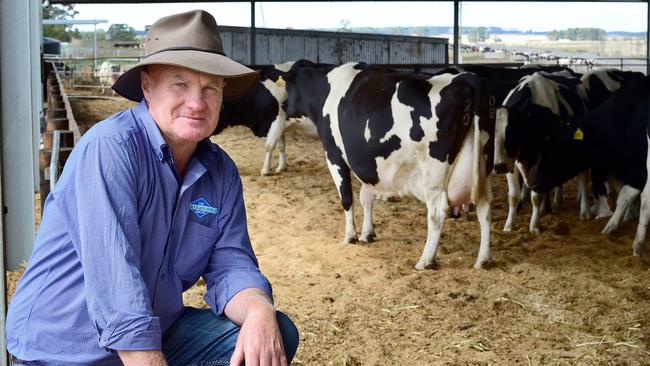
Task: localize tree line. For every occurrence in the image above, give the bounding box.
[43,2,137,43]
[546,28,608,41]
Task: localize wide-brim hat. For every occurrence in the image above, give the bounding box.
[112,9,259,101]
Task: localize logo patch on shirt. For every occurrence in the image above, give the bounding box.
[190,197,219,218]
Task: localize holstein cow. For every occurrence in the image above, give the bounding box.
[437,65,578,211]
[581,68,645,109]
[579,68,646,217]
[284,60,493,269]
[494,71,590,234]
[215,63,318,175]
[529,77,650,249]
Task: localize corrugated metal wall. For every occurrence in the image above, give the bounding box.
[219,26,448,65]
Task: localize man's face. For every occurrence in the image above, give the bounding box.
[141,64,225,147]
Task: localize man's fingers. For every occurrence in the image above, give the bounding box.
[229,341,245,366]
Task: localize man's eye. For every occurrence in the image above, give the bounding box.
[174,82,187,88]
[206,86,223,95]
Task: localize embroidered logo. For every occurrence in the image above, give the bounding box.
[190,197,219,218]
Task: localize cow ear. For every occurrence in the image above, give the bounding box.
[276,76,286,88]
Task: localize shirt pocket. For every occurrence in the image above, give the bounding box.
[174,221,220,282]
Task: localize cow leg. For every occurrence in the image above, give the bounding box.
[577,172,592,220]
[474,179,493,269]
[261,118,286,176]
[325,157,357,243]
[529,191,543,234]
[518,181,530,211]
[539,191,552,216]
[275,134,288,173]
[504,172,520,232]
[415,191,448,270]
[602,185,641,235]
[591,168,614,218]
[260,146,274,176]
[633,186,650,257]
[553,185,564,209]
[632,135,650,256]
[624,195,640,221]
[592,195,614,218]
[359,184,376,243]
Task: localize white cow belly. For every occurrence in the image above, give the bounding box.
[370,145,450,202]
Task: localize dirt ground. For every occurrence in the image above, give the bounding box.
[11,96,650,365]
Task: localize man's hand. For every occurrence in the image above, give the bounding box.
[118,350,168,366]
[225,288,288,366]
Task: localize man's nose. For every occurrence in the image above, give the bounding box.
[185,88,207,109]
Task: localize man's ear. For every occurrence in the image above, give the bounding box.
[140,68,151,100]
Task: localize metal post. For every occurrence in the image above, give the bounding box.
[93,23,97,77]
[49,130,61,192]
[250,1,256,65]
[30,0,42,193]
[1,0,37,271]
[453,0,461,64]
[0,6,6,365]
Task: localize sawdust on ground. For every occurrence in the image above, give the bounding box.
[10,95,650,365]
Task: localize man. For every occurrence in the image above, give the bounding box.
[7,10,299,366]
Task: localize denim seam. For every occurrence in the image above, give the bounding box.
[187,360,230,366]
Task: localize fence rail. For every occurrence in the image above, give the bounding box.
[47,55,647,96]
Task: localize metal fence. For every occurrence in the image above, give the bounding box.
[48,54,646,96]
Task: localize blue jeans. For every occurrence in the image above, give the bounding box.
[11,307,299,366]
[163,307,299,366]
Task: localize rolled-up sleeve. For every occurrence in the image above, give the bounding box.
[202,161,273,316]
[54,135,161,351]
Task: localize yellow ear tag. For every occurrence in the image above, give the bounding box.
[573,127,584,140]
[276,76,286,88]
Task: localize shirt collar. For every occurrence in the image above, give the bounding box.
[133,100,219,168]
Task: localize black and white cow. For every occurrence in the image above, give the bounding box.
[215,62,318,175]
[494,71,590,234]
[581,68,645,109]
[438,65,578,210]
[284,60,493,269]
[578,68,646,217]
[529,76,650,249]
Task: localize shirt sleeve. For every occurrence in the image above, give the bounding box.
[202,158,273,316]
[53,134,161,351]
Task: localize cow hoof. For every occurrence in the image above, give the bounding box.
[275,165,287,173]
[415,260,435,270]
[473,259,489,270]
[503,225,513,232]
[260,170,271,176]
[530,227,540,235]
[343,236,358,244]
[601,225,616,235]
[633,242,644,257]
[580,212,592,220]
[360,232,376,243]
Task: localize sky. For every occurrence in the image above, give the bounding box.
[71,1,648,33]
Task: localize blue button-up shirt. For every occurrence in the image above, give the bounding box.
[6,100,272,365]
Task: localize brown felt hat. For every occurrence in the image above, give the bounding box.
[112,9,259,101]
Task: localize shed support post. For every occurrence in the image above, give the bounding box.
[250,1,256,65]
[453,0,462,65]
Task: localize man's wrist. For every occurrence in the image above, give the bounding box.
[117,350,168,366]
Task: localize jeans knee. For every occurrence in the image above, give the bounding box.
[276,311,299,363]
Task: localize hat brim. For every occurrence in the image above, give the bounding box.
[112,50,260,102]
